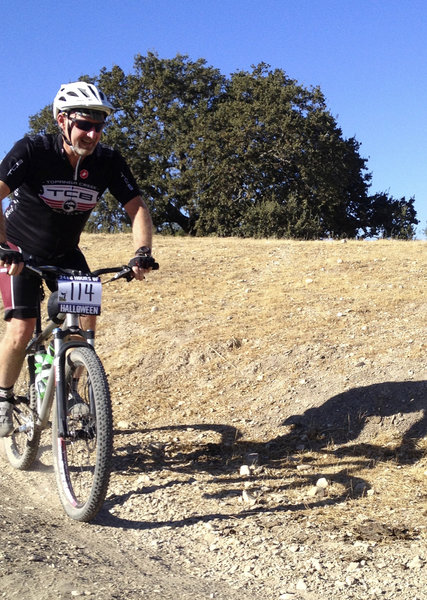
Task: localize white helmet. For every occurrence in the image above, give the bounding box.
[53,81,115,119]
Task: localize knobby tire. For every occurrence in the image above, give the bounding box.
[4,361,42,470]
[52,346,113,522]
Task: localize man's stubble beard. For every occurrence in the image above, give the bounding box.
[72,140,96,158]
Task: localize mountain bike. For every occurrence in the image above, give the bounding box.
[3,259,157,522]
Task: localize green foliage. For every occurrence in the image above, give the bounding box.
[85,191,132,232]
[363,193,418,239]
[28,53,418,240]
[28,105,58,136]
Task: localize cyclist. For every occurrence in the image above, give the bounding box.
[0,81,155,436]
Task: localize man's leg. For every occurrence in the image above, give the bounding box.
[79,315,97,333]
[0,318,35,387]
[68,315,96,400]
[0,317,35,436]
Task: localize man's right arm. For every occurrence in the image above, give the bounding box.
[0,180,24,275]
[0,181,11,243]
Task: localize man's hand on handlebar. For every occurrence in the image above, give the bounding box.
[128,246,159,280]
[0,243,24,276]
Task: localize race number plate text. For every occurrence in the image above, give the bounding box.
[57,276,102,315]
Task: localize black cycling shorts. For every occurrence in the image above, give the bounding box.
[0,245,90,321]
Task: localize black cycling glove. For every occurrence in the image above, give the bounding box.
[0,243,23,265]
[128,246,159,270]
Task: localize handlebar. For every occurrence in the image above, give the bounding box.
[24,260,158,284]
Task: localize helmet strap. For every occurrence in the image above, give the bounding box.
[60,114,76,152]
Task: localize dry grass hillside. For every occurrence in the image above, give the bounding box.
[87,233,426,436]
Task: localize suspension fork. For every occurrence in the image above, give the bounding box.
[52,327,95,438]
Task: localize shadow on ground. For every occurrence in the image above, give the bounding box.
[98,379,426,529]
[282,379,426,451]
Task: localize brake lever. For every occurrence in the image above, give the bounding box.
[105,266,134,283]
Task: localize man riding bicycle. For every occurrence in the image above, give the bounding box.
[0,81,155,437]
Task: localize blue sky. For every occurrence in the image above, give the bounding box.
[1,0,426,236]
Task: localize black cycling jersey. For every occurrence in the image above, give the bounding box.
[0,134,141,259]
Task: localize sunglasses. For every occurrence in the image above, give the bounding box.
[71,118,105,133]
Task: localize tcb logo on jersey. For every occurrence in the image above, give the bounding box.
[40,184,98,213]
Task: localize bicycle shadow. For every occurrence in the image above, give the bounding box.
[97,379,426,529]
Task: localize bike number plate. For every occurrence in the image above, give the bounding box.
[57,276,102,316]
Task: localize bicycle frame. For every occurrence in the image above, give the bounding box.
[19,262,138,438]
[25,311,97,437]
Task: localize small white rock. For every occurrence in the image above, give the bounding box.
[240,464,251,477]
[311,558,322,572]
[407,556,423,570]
[242,490,257,505]
[316,477,328,489]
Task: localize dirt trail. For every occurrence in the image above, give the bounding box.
[0,235,426,600]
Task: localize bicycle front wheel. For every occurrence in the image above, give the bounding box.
[4,359,41,470]
[52,346,113,522]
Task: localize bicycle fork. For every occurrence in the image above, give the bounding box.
[36,326,95,438]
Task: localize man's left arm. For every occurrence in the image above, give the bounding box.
[125,196,154,280]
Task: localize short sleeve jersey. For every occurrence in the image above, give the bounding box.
[0,134,141,259]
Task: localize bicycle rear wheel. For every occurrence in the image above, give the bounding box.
[52,346,113,522]
[3,358,41,470]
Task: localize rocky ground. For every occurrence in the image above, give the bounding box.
[0,235,426,600]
